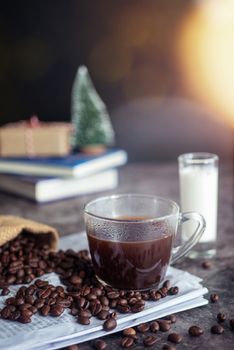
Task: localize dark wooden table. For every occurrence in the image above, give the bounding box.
[0,162,233,349]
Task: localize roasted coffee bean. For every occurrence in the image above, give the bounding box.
[150,320,159,332]
[6,275,16,284]
[122,328,136,337]
[29,306,38,314]
[16,286,27,298]
[94,339,107,350]
[121,337,134,348]
[110,311,117,319]
[158,320,171,332]
[167,332,183,344]
[117,304,130,313]
[230,319,234,331]
[57,299,72,308]
[35,279,48,288]
[50,304,64,317]
[26,285,36,296]
[141,292,150,301]
[162,344,176,350]
[77,315,90,325]
[34,299,45,309]
[66,345,79,350]
[100,296,109,306]
[189,325,204,336]
[165,314,176,323]
[76,297,86,308]
[210,293,219,303]
[143,335,157,347]
[107,291,120,299]
[1,287,10,296]
[1,306,11,319]
[15,297,25,306]
[70,308,79,316]
[79,286,90,296]
[168,287,179,295]
[137,323,150,333]
[131,303,144,313]
[9,310,21,321]
[41,305,50,316]
[21,309,33,318]
[97,310,109,320]
[6,297,16,305]
[91,287,102,297]
[70,275,82,285]
[8,305,16,312]
[78,309,92,318]
[159,287,168,298]
[217,312,226,322]
[211,324,224,334]
[50,291,58,299]
[163,280,171,289]
[56,286,64,294]
[128,297,138,305]
[149,291,161,301]
[201,260,212,269]
[18,315,31,323]
[109,299,118,308]
[38,287,52,299]
[18,303,31,311]
[86,293,97,301]
[90,302,102,316]
[25,296,34,305]
[103,317,117,331]
[118,298,128,306]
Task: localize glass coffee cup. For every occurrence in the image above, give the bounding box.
[84,194,205,291]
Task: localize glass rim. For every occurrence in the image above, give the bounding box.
[178,152,219,165]
[84,193,179,223]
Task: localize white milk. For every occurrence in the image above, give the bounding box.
[180,165,218,243]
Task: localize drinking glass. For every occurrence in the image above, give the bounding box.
[178,153,218,258]
[84,194,205,290]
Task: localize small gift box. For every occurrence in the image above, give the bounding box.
[0,117,72,157]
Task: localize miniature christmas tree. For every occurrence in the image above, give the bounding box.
[71,66,115,154]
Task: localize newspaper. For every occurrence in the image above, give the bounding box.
[0,232,208,350]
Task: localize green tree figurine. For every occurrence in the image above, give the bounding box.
[71,66,115,154]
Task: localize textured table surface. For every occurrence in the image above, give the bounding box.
[0,162,233,349]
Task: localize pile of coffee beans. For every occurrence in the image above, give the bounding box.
[0,232,179,331]
[0,231,54,287]
[1,279,70,323]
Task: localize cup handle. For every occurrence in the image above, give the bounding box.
[170,212,206,265]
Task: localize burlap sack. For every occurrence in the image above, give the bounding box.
[0,215,59,250]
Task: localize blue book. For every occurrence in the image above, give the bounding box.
[0,169,119,203]
[0,149,127,177]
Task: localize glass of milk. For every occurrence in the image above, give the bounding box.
[178,153,219,258]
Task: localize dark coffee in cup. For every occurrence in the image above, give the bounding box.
[87,216,173,290]
[84,194,205,291]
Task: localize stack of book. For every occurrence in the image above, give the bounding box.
[0,149,127,203]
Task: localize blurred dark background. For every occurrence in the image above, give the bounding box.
[0,0,233,161]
